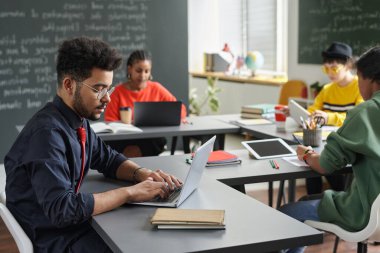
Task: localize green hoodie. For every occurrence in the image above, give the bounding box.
[318,90,380,231]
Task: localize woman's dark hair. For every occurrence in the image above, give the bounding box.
[356,46,380,84]
[56,37,122,87]
[126,50,152,67]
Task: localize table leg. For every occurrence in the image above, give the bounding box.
[268,181,273,207]
[182,136,191,154]
[231,185,246,193]
[288,179,296,203]
[216,134,225,150]
[170,136,178,155]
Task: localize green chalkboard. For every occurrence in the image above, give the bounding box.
[298,0,380,64]
[0,0,188,162]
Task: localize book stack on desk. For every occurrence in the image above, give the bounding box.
[240,104,275,119]
[187,150,242,167]
[151,208,225,230]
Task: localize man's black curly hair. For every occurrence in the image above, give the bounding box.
[56,37,122,86]
[356,46,380,84]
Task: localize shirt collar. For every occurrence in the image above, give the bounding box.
[53,95,83,129]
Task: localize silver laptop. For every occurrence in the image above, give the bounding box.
[132,135,216,207]
[289,99,311,126]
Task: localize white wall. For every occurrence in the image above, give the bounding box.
[188,0,333,86]
[188,0,337,115]
[188,0,243,72]
[190,77,280,114]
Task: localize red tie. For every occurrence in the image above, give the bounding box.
[75,127,86,193]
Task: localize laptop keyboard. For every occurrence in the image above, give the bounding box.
[154,187,182,202]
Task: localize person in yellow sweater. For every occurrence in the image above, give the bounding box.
[308,42,364,127]
[291,42,364,195]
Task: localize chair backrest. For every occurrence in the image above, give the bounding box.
[0,203,33,253]
[278,80,307,105]
[0,191,6,204]
[306,193,380,243]
[365,193,380,241]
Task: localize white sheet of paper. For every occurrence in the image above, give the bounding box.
[282,156,309,167]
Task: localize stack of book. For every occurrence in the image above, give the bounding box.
[187,150,241,167]
[240,103,276,119]
[151,208,225,230]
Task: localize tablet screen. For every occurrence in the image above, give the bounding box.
[241,138,296,159]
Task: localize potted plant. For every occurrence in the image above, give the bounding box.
[310,81,325,98]
[189,76,221,116]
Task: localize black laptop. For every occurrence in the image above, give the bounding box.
[133,101,182,126]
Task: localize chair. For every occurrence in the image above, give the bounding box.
[305,193,380,253]
[0,191,5,204]
[0,192,33,253]
[278,80,308,105]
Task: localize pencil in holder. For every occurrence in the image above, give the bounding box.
[302,128,322,147]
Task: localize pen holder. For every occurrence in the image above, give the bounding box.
[303,128,322,147]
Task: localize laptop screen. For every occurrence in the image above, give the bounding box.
[130,135,216,207]
[133,101,182,126]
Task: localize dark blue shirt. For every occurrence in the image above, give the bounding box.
[5,96,127,253]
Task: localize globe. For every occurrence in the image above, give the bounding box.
[245,51,264,74]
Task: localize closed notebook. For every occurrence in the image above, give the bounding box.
[241,104,276,114]
[151,208,225,230]
[240,112,275,119]
[231,118,272,126]
[206,150,239,164]
[187,150,242,167]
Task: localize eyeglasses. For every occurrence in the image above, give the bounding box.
[322,64,344,75]
[80,82,115,100]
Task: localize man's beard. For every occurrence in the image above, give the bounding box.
[73,87,105,121]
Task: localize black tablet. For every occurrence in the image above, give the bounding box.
[241,138,296,159]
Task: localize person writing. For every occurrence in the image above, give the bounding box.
[279,46,380,253]
[104,50,187,157]
[4,37,182,253]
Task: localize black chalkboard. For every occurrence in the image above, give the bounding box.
[298,0,379,64]
[0,0,188,161]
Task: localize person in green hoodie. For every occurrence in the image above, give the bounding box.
[279,46,380,253]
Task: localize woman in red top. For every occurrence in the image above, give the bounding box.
[105,50,186,157]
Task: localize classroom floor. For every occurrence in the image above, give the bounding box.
[1,134,379,252]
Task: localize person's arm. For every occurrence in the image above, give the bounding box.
[92,181,167,215]
[296,145,327,174]
[26,128,95,227]
[325,111,346,126]
[92,159,183,215]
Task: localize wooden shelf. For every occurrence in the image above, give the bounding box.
[190,71,287,86]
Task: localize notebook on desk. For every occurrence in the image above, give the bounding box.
[133,101,182,126]
[131,135,216,207]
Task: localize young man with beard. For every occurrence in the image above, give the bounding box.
[4,37,181,253]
